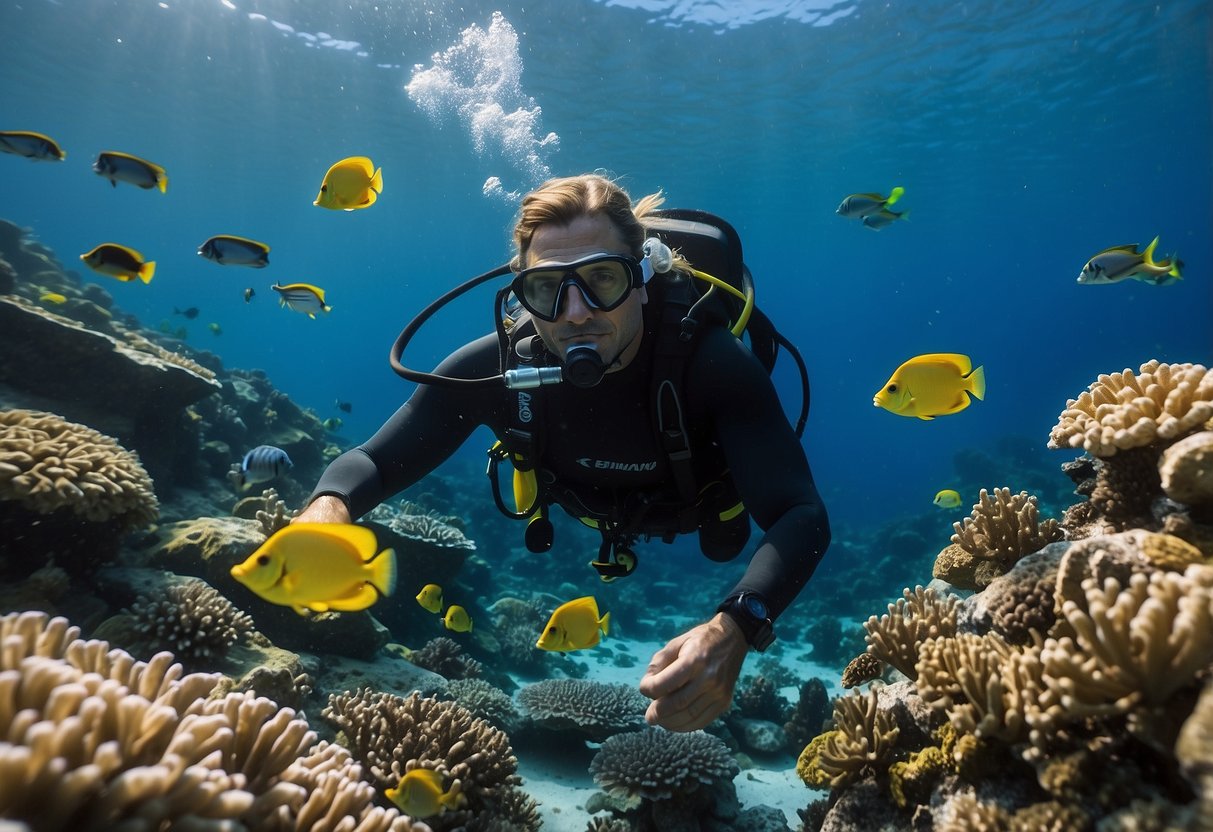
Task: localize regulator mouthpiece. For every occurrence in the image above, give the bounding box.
[642,237,674,280]
[563,344,607,388]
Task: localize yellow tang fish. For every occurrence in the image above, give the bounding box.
[836,186,904,219]
[1077,236,1182,287]
[536,596,610,652]
[271,282,332,318]
[314,156,382,211]
[39,292,68,304]
[230,523,396,615]
[933,489,962,509]
[79,243,156,284]
[416,583,443,614]
[0,130,66,161]
[873,353,985,421]
[385,769,462,818]
[93,150,168,193]
[443,605,473,633]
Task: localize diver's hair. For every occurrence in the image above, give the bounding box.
[512,173,666,269]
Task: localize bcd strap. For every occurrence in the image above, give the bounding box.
[651,278,702,531]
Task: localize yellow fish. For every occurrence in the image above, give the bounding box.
[314,156,382,211]
[443,605,473,633]
[385,769,462,818]
[873,353,985,420]
[536,596,610,652]
[1077,236,1183,287]
[416,583,443,614]
[836,186,904,219]
[0,130,66,161]
[271,282,332,318]
[79,243,156,284]
[38,292,68,304]
[93,150,168,193]
[933,489,962,509]
[230,523,396,615]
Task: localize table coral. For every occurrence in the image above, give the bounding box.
[517,678,648,741]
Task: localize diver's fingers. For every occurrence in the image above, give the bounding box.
[638,637,694,699]
[645,687,719,732]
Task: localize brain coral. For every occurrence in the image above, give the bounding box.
[0,408,158,526]
[517,678,648,741]
[588,727,738,806]
[1048,360,1213,458]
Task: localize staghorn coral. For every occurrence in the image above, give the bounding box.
[1040,565,1213,718]
[255,486,297,536]
[812,688,900,788]
[517,678,648,741]
[410,636,483,680]
[126,577,255,666]
[0,610,425,832]
[840,652,883,688]
[321,689,522,830]
[0,408,158,527]
[944,488,1063,586]
[588,727,738,807]
[863,585,960,680]
[1048,360,1213,458]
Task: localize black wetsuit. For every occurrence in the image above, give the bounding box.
[310,309,831,625]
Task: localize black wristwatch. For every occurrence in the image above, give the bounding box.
[716,591,775,652]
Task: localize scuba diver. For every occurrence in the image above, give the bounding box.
[294,173,831,732]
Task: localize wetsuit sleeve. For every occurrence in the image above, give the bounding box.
[307,333,502,519]
[687,328,831,622]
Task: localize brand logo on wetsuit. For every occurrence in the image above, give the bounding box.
[517,392,532,423]
[577,457,658,472]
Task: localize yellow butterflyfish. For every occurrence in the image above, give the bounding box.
[416,583,443,614]
[271,282,332,318]
[313,156,382,211]
[933,489,962,509]
[536,596,610,652]
[0,130,65,161]
[385,769,462,818]
[93,150,168,193]
[873,353,985,420]
[442,605,473,633]
[229,523,395,615]
[79,243,155,284]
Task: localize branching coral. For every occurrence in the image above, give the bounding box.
[1048,360,1213,458]
[255,486,296,536]
[321,689,523,830]
[410,637,483,680]
[0,408,158,526]
[863,585,959,680]
[0,610,425,832]
[1040,565,1213,717]
[127,577,255,666]
[588,727,738,807]
[812,689,900,789]
[950,488,1063,575]
[517,679,648,741]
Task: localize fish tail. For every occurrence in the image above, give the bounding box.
[886,186,904,206]
[369,548,397,597]
[1141,235,1160,265]
[139,261,156,284]
[599,611,610,637]
[1169,256,1183,278]
[898,209,910,222]
[966,365,987,401]
[158,174,168,194]
[371,167,383,195]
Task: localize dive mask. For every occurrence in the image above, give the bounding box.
[510,252,645,322]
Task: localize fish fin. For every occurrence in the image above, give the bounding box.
[307,312,316,319]
[898,209,910,221]
[110,180,117,188]
[886,186,904,206]
[369,548,397,597]
[1141,235,1160,265]
[291,605,311,616]
[282,572,300,593]
[325,584,380,612]
[1169,257,1183,278]
[913,353,972,374]
[370,167,383,195]
[139,261,156,284]
[966,365,986,400]
[157,174,168,194]
[599,611,610,637]
[917,414,935,420]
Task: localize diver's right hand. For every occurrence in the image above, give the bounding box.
[291,494,352,525]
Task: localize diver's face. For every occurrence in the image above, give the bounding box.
[526,214,647,372]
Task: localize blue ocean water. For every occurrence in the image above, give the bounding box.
[2,0,1210,543]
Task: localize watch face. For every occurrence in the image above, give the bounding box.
[742,594,768,619]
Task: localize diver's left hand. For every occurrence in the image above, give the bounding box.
[638,613,748,732]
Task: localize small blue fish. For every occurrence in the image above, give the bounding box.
[234,445,293,491]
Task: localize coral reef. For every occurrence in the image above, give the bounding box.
[437,678,521,734]
[0,610,425,831]
[320,689,531,831]
[935,488,1063,589]
[410,636,484,680]
[863,585,959,680]
[124,577,256,667]
[798,689,900,789]
[1160,430,1213,517]
[517,678,648,741]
